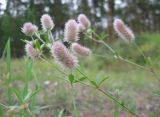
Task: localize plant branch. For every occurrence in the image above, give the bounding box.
[76,69,140,117]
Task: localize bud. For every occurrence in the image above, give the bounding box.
[64,19,79,42]
[25,42,40,59]
[71,43,91,57]
[78,14,91,29]
[41,14,54,31]
[22,22,38,36]
[113,19,135,43]
[51,41,78,69]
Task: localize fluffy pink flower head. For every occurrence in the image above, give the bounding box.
[22,22,38,36]
[64,19,79,42]
[78,14,91,29]
[51,41,78,69]
[71,43,91,57]
[78,23,86,32]
[41,14,54,31]
[25,42,40,59]
[113,19,135,43]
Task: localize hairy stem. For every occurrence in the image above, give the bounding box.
[86,32,160,82]
[97,88,140,117]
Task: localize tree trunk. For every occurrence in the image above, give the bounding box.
[107,0,115,43]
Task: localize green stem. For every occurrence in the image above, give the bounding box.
[133,42,160,82]
[76,69,140,117]
[50,31,54,41]
[0,103,9,109]
[89,32,160,82]
[48,30,54,42]
[35,33,45,44]
[93,52,145,70]
[101,40,116,54]
[70,85,79,117]
[97,88,140,117]
[113,91,119,117]
[76,68,92,82]
[85,33,144,69]
[118,56,145,69]
[31,36,34,42]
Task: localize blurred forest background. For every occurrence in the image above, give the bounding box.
[0,0,160,57]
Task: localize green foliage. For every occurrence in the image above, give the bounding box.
[0,40,43,116]
[68,74,75,85]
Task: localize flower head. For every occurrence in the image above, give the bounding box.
[71,43,91,57]
[41,14,54,31]
[51,41,78,69]
[113,19,135,43]
[78,23,86,32]
[78,14,91,29]
[22,22,38,36]
[64,19,79,42]
[25,42,40,59]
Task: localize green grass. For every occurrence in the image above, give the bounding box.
[0,56,159,117]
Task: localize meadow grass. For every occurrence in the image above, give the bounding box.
[0,56,159,117]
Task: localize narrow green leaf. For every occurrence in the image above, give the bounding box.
[4,39,13,104]
[35,40,41,50]
[74,77,87,83]
[0,105,4,117]
[6,39,11,73]
[90,81,98,87]
[13,89,24,103]
[146,57,153,66]
[98,76,109,87]
[20,39,29,43]
[29,88,41,100]
[24,92,32,102]
[22,84,28,99]
[34,105,52,112]
[58,109,64,117]
[68,74,74,85]
[25,57,33,81]
[40,44,45,49]
[99,32,107,40]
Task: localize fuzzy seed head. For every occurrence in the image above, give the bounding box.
[25,42,40,59]
[113,19,135,43]
[22,22,38,36]
[78,14,91,29]
[51,41,78,69]
[64,19,79,42]
[41,14,54,31]
[78,23,86,32]
[71,43,91,57]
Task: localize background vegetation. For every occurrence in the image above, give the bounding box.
[0,0,160,57]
